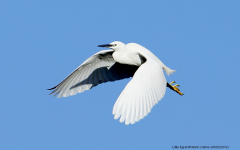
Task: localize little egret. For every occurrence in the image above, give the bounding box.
[48,41,183,125]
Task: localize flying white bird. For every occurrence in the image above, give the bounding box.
[48,41,183,125]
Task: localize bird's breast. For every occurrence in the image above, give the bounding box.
[112,51,142,66]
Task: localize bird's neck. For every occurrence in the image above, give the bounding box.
[112,51,125,63]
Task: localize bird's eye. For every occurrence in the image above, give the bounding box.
[114,44,117,46]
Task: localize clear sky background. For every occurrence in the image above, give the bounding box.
[0,0,239,150]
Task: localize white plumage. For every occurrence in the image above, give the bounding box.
[48,41,177,125]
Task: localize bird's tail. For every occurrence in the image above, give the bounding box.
[163,66,176,76]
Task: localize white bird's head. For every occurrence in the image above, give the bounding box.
[98,41,125,51]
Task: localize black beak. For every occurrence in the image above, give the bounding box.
[98,44,113,48]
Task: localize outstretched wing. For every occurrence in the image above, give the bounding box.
[112,57,167,125]
[48,50,139,98]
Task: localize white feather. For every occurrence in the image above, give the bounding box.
[112,58,167,124]
[49,41,176,125]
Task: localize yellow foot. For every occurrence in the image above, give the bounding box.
[169,81,184,96]
[173,84,180,87]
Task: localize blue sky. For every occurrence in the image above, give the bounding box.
[0,0,239,149]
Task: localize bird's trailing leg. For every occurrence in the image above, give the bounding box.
[167,81,184,96]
